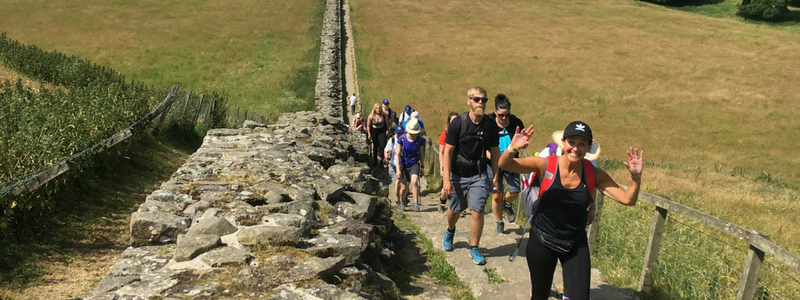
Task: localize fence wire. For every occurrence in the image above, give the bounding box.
[595,199,800,300]
[755,256,800,300]
[653,216,744,299]
[594,200,650,288]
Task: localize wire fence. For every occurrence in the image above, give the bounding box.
[0,84,266,202]
[594,199,800,299]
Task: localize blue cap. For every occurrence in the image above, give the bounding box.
[383,99,390,105]
[395,125,404,133]
[404,104,412,113]
[392,111,397,117]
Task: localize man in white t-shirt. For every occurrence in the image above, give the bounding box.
[349,93,357,114]
[385,125,405,204]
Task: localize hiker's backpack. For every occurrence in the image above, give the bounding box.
[509,154,596,261]
[398,134,424,166]
[453,112,490,173]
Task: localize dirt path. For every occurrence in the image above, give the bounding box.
[390,181,640,300]
[343,0,360,121]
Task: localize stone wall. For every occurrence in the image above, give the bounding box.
[85,0,403,299]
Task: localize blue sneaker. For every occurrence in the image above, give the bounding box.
[442,228,455,251]
[469,247,486,265]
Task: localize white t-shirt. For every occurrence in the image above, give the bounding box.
[385,135,399,166]
[349,96,357,106]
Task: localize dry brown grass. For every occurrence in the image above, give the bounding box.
[0,63,49,92]
[353,0,800,180]
[352,0,800,262]
[606,166,800,253]
[0,0,324,119]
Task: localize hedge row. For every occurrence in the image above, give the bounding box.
[0,80,159,184]
[640,0,793,21]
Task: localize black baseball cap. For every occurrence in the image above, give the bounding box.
[562,121,593,143]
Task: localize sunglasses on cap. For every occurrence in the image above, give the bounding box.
[470,96,489,103]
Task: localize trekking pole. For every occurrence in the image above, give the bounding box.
[509,149,531,262]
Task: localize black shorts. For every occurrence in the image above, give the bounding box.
[399,162,420,184]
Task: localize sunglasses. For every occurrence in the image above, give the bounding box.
[496,113,509,118]
[470,96,489,103]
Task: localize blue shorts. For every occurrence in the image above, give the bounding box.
[448,168,492,214]
[487,168,521,194]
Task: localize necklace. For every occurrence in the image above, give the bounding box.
[566,169,574,185]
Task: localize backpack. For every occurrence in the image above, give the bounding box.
[454,112,490,174]
[508,154,596,261]
[498,128,511,155]
[398,134,424,166]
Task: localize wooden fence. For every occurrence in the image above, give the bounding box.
[422,139,800,300]
[2,84,267,199]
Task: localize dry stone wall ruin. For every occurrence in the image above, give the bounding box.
[85,0,406,298]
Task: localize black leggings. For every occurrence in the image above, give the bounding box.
[370,127,387,163]
[526,230,591,300]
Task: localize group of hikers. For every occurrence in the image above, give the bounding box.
[349,87,644,300]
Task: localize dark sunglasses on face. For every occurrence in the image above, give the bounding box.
[470,96,489,103]
[496,113,509,118]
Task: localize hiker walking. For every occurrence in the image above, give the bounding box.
[437,112,459,213]
[398,104,414,124]
[402,111,427,136]
[385,125,405,205]
[395,118,425,211]
[486,94,525,235]
[349,93,358,114]
[382,99,395,127]
[441,86,500,266]
[499,121,643,300]
[367,103,389,167]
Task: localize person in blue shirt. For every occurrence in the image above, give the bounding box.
[402,111,427,136]
[395,118,425,211]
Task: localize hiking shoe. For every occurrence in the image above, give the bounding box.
[414,202,421,212]
[495,221,504,236]
[504,204,516,223]
[469,247,486,265]
[442,228,455,251]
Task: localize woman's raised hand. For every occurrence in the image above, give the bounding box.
[623,147,644,176]
[511,125,535,150]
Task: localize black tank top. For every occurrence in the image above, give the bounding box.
[533,165,592,240]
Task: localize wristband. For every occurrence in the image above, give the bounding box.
[631,174,642,182]
[507,145,519,153]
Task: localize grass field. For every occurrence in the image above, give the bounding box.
[352,0,800,285]
[0,137,194,299]
[0,0,325,122]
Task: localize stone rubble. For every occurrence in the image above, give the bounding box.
[85,0,409,298]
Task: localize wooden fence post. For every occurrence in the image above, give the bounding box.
[192,94,205,126]
[587,190,605,256]
[736,236,767,300]
[225,104,230,127]
[234,107,240,127]
[638,206,668,292]
[205,97,216,125]
[178,89,192,123]
[153,95,175,135]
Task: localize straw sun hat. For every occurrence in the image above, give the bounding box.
[552,123,601,161]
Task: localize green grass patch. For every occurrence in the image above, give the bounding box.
[0,0,326,121]
[0,135,195,298]
[394,215,476,300]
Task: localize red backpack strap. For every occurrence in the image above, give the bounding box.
[582,159,596,194]
[538,155,559,199]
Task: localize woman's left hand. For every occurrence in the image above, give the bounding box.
[623,147,644,176]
